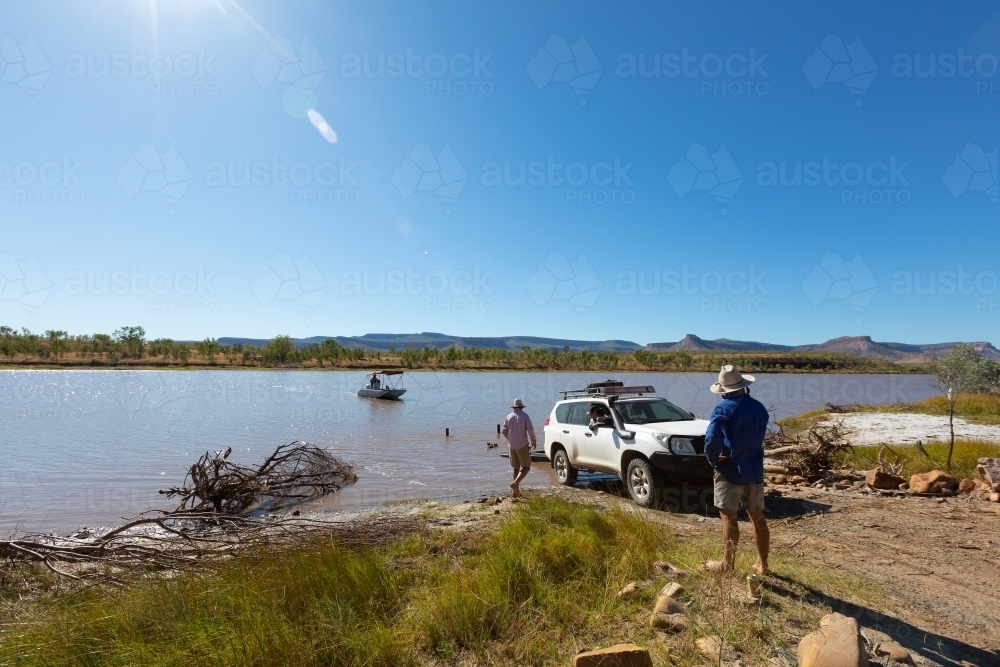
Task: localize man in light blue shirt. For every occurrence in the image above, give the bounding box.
[703,365,771,575]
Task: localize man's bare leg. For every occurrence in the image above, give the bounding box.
[511,466,530,497]
[747,509,770,574]
[704,509,739,572]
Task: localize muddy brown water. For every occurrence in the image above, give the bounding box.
[0,370,938,533]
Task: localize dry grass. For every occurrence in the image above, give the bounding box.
[0,496,893,667]
[838,440,1000,481]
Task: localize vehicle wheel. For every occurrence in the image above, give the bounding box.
[626,458,665,508]
[552,448,578,486]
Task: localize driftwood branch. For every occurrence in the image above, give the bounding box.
[1,442,364,583]
[159,441,356,515]
[764,413,854,480]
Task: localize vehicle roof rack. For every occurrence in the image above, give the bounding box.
[559,385,656,399]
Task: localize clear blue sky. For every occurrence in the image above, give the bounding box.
[1,0,998,345]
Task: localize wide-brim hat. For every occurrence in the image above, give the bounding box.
[709,365,755,394]
[511,397,526,408]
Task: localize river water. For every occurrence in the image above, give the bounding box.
[0,370,938,533]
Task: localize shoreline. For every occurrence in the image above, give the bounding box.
[0,362,929,374]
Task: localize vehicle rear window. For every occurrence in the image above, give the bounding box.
[554,403,572,423]
[565,402,602,426]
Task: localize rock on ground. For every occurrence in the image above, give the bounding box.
[659,581,683,598]
[652,560,687,578]
[978,457,1000,492]
[865,469,906,490]
[909,470,959,494]
[615,581,639,598]
[797,612,870,667]
[573,643,653,667]
[695,635,738,663]
[649,612,686,632]
[875,640,913,665]
[653,594,684,615]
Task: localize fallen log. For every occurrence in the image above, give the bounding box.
[764,445,806,457]
[764,465,791,475]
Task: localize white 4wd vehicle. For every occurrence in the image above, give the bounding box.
[543,382,712,508]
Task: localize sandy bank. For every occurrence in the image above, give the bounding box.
[820,412,1000,445]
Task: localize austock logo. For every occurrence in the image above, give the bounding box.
[116,143,193,211]
[802,252,878,313]
[0,35,51,98]
[251,36,326,91]
[526,252,602,323]
[0,252,51,309]
[392,143,468,214]
[943,143,997,205]
[616,48,770,97]
[251,253,328,314]
[667,143,743,214]
[339,48,494,97]
[526,35,602,105]
[802,35,878,106]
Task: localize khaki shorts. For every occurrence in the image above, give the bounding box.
[509,447,532,469]
[714,471,765,512]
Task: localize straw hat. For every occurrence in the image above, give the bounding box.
[709,365,755,394]
[511,398,526,408]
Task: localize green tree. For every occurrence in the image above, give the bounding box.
[113,326,146,359]
[935,344,999,470]
[198,338,220,359]
[45,330,69,358]
[264,335,294,365]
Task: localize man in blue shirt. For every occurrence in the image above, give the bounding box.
[702,365,771,575]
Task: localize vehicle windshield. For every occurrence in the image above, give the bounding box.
[615,400,693,424]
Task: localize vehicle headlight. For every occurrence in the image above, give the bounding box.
[654,435,697,455]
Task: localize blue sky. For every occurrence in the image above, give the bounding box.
[1,0,999,346]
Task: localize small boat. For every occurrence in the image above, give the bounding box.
[357,370,407,400]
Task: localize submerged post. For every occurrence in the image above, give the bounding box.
[446,428,450,437]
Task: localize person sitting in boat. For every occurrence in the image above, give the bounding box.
[369,375,381,390]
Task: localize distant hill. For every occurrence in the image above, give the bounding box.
[645,334,1000,362]
[218,332,643,353]
[646,334,793,353]
[216,331,999,361]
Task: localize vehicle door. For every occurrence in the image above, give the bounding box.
[585,408,621,473]
[559,401,594,466]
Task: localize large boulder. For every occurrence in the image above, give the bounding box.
[978,458,1000,492]
[573,644,653,667]
[797,613,870,667]
[908,470,958,494]
[865,469,905,490]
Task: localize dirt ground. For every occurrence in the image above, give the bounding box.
[758,484,999,666]
[383,482,1000,667]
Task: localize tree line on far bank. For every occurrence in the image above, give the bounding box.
[0,324,954,373]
